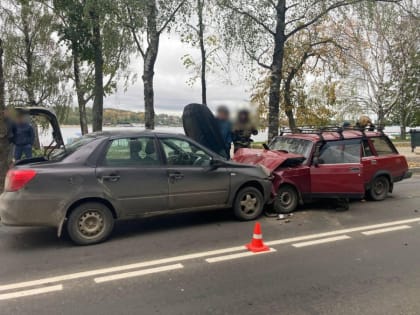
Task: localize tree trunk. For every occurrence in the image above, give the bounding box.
[400,125,406,140]
[197,0,207,105]
[377,107,385,130]
[143,1,159,130]
[72,48,88,135]
[0,39,10,192]
[267,0,286,141]
[90,4,104,132]
[143,70,155,129]
[284,75,297,132]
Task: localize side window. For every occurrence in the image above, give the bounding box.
[371,137,396,156]
[105,137,160,166]
[161,138,212,167]
[362,140,373,157]
[318,140,361,164]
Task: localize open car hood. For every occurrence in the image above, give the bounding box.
[233,148,305,173]
[15,107,64,147]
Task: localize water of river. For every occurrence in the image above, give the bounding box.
[39,125,418,147]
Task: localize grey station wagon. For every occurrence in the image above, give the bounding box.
[0,110,271,245]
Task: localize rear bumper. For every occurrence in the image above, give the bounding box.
[393,171,413,183]
[0,192,62,227]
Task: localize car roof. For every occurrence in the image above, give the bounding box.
[86,130,185,139]
[278,130,384,142]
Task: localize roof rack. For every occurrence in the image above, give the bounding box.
[279,125,385,141]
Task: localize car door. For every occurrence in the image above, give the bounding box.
[158,136,230,210]
[310,139,365,197]
[95,136,168,216]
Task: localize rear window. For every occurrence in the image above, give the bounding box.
[370,137,396,155]
[318,140,361,164]
[49,136,96,161]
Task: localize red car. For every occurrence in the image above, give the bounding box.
[234,127,412,213]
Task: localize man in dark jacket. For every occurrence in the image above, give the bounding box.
[232,109,258,152]
[216,106,233,159]
[13,114,34,160]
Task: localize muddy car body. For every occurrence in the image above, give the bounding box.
[234,128,412,213]
[0,108,272,245]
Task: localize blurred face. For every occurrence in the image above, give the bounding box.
[16,115,25,124]
[217,110,229,121]
[238,112,248,122]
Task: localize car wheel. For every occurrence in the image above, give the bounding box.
[368,176,390,201]
[233,187,264,221]
[273,185,298,214]
[67,202,114,245]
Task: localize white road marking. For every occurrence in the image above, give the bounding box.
[2,216,420,292]
[0,245,244,292]
[0,285,63,301]
[206,248,276,263]
[266,217,420,246]
[292,235,351,248]
[94,264,184,283]
[361,225,412,236]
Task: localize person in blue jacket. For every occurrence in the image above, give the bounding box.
[216,105,233,159]
[13,114,34,160]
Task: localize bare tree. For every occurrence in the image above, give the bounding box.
[339,1,419,135]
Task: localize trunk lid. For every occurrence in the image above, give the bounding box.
[233,148,305,173]
[15,107,64,147]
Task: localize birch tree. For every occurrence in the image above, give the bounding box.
[2,0,71,109]
[339,1,419,135]
[121,0,186,129]
[217,0,399,140]
[53,0,133,134]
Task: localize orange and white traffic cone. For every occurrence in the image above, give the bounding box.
[246,222,270,253]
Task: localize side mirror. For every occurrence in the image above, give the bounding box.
[262,143,269,150]
[210,159,224,169]
[313,157,320,167]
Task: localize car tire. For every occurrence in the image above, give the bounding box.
[233,187,264,221]
[67,202,114,245]
[273,185,298,214]
[368,176,390,201]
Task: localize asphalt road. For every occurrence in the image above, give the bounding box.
[1,176,420,315]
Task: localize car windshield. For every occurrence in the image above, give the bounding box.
[49,136,96,161]
[269,136,313,160]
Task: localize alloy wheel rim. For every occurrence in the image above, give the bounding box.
[240,193,259,215]
[78,210,105,238]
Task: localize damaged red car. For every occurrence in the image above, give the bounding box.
[234,127,412,213]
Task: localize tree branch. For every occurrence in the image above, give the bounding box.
[222,3,275,36]
[286,0,400,39]
[158,0,187,34]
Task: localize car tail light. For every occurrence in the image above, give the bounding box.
[4,169,37,192]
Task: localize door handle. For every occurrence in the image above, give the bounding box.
[101,174,120,182]
[168,171,184,181]
[349,167,360,172]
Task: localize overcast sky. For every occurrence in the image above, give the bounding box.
[103,35,252,116]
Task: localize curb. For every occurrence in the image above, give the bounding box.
[409,168,420,174]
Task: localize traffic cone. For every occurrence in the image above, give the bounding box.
[246,222,270,253]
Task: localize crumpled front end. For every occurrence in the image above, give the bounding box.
[233,148,305,174]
